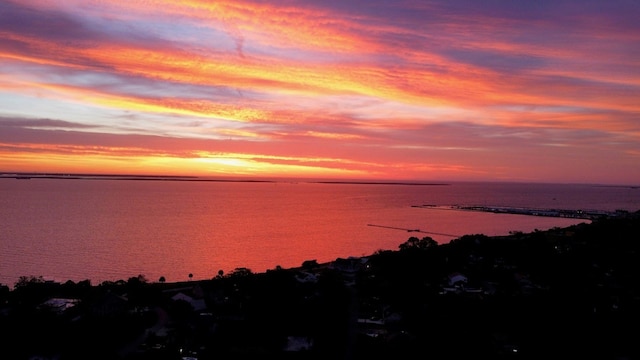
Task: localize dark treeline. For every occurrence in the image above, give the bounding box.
[1,211,639,359]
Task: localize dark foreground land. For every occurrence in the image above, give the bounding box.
[2,211,640,359]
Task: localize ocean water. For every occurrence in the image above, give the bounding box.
[1,178,638,287]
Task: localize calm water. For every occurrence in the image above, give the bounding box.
[1,178,638,287]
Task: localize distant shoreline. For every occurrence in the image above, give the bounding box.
[313,181,450,186]
[0,172,450,186]
[0,173,273,183]
[3,172,639,188]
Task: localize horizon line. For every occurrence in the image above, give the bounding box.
[1,171,638,188]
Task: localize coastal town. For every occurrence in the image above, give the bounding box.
[1,210,639,359]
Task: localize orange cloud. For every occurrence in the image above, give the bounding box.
[2,0,639,184]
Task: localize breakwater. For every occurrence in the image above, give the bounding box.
[412,204,627,220]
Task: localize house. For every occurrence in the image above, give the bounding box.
[294,271,318,283]
[39,297,79,314]
[331,256,368,273]
[171,292,207,312]
[447,272,468,287]
[90,291,128,317]
[283,336,314,351]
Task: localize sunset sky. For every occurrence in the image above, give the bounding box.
[1,0,639,184]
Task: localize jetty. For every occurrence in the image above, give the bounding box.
[367,224,460,238]
[412,204,627,220]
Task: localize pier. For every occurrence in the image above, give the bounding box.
[367,224,460,238]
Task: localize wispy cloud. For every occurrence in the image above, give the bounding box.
[0,0,639,184]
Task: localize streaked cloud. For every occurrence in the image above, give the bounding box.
[0,0,638,184]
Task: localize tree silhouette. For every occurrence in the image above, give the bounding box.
[14,275,45,288]
[230,267,252,277]
[399,236,438,251]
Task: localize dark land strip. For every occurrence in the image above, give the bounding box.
[2,210,640,359]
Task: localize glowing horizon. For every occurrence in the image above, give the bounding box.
[1,0,639,185]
